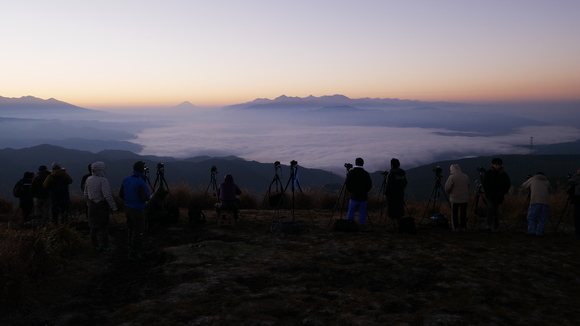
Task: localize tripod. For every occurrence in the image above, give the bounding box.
[153,163,170,191]
[555,195,572,232]
[327,165,352,226]
[199,165,219,221]
[469,183,487,228]
[255,162,284,219]
[273,161,314,224]
[377,172,388,224]
[420,172,451,225]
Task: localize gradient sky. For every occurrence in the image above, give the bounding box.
[2,0,580,108]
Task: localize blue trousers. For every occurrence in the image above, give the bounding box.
[527,203,549,235]
[347,199,368,225]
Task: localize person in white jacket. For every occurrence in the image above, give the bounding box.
[444,164,471,231]
[84,161,118,252]
[521,172,550,236]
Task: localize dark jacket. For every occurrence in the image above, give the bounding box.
[482,168,511,203]
[31,170,51,199]
[385,167,407,199]
[218,174,242,202]
[43,169,73,202]
[345,167,372,201]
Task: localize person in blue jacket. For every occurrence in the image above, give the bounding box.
[119,161,151,261]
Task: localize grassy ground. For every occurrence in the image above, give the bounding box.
[1,199,579,326]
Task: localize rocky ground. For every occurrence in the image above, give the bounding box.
[2,209,580,326]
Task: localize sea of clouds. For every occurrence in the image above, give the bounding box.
[133,112,580,174]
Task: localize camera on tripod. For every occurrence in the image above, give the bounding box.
[380,171,389,176]
[290,160,298,166]
[274,161,280,167]
[344,163,353,171]
[211,165,218,174]
[432,166,442,176]
[157,162,165,174]
[476,167,486,173]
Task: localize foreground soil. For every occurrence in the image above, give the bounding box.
[3,209,580,326]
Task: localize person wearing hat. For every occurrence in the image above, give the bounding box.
[31,165,51,221]
[43,162,73,224]
[119,161,151,261]
[482,157,511,231]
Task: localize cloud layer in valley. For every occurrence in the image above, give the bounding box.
[134,106,580,174]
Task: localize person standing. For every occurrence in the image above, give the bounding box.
[445,164,471,231]
[13,171,35,221]
[31,165,51,221]
[216,174,242,220]
[119,161,151,261]
[567,169,580,238]
[521,172,550,236]
[345,157,373,231]
[481,157,511,231]
[84,161,118,252]
[385,158,408,223]
[43,162,73,224]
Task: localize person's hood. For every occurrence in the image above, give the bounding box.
[91,161,106,177]
[224,174,234,183]
[450,164,462,175]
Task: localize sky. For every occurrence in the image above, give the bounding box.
[2,0,580,108]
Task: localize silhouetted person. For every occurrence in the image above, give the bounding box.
[445,164,471,231]
[482,157,511,231]
[385,158,408,223]
[80,163,93,219]
[568,168,580,238]
[43,162,73,224]
[345,157,373,231]
[215,174,242,220]
[119,161,150,261]
[31,165,51,221]
[13,171,35,221]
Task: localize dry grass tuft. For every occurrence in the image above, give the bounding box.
[0,224,85,308]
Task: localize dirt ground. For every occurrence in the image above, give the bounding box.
[2,209,580,326]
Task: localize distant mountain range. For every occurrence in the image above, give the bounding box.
[1,145,578,204]
[223,94,461,110]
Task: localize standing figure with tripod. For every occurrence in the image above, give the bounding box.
[216,174,242,220]
[567,168,580,238]
[386,158,408,224]
[119,161,151,261]
[520,172,550,236]
[481,158,511,232]
[345,157,373,231]
[445,164,470,232]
